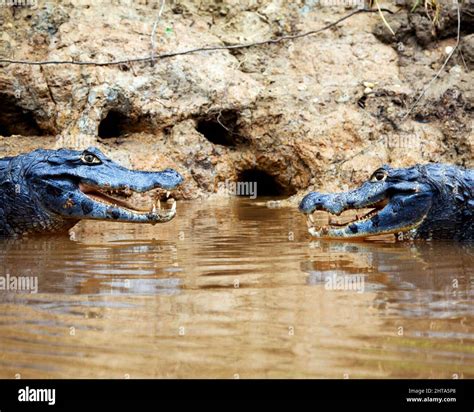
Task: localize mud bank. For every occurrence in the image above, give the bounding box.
[0,1,472,202]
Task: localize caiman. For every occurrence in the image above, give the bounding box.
[299,164,473,241]
[0,147,183,236]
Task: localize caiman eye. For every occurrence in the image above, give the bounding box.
[81,152,101,165]
[371,169,388,182]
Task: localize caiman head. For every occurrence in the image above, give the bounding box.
[299,165,435,239]
[22,147,183,226]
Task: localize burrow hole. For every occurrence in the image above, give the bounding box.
[0,93,46,136]
[98,110,154,138]
[237,169,289,197]
[196,110,242,147]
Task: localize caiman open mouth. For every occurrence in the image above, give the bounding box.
[79,183,177,215]
[305,198,389,236]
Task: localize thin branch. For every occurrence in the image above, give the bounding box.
[216,111,230,132]
[401,0,461,121]
[374,0,395,35]
[459,49,468,71]
[150,0,166,66]
[0,8,392,67]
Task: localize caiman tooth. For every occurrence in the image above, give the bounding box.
[156,199,161,209]
[171,200,176,212]
[308,214,314,223]
[306,216,313,228]
[166,191,170,198]
[152,204,157,213]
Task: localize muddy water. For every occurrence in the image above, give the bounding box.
[0,198,472,378]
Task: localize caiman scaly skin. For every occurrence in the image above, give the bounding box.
[0,147,183,237]
[299,164,473,241]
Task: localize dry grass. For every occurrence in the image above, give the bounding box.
[371,0,447,33]
[411,0,442,27]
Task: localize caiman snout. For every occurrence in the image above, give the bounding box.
[159,168,184,189]
[297,164,472,240]
[1,147,187,235]
[299,192,320,213]
[299,192,345,215]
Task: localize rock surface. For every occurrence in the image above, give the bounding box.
[0,1,472,203]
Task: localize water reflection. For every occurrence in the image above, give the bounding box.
[302,241,473,318]
[0,199,472,378]
[0,238,181,296]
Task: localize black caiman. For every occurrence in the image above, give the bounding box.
[299,164,473,241]
[0,147,183,237]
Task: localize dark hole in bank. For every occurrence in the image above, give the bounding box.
[0,94,45,137]
[98,110,155,138]
[196,110,240,147]
[237,169,286,197]
[98,110,129,138]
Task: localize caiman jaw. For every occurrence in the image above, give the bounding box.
[305,198,390,238]
[79,183,177,219]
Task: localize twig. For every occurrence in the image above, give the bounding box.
[459,49,468,71]
[0,8,393,67]
[127,60,138,76]
[401,0,461,121]
[374,0,395,35]
[150,0,166,67]
[216,111,230,132]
